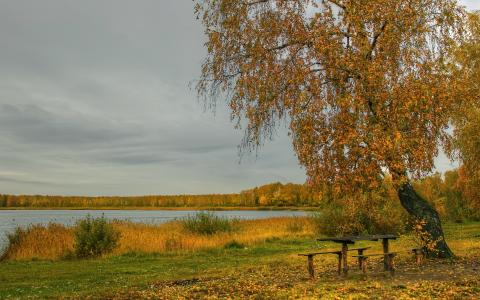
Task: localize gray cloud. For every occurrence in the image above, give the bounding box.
[0,1,472,196]
[0,175,50,186]
[0,104,139,146]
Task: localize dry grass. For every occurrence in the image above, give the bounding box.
[1,217,315,261]
[1,224,74,261]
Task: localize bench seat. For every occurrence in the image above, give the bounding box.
[298,251,343,278]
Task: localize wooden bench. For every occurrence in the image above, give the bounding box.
[353,248,425,277]
[352,252,397,277]
[298,247,371,278]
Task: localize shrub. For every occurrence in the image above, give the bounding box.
[312,186,408,236]
[182,211,236,235]
[224,240,245,249]
[74,215,120,258]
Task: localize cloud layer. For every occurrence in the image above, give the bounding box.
[0,0,306,195]
[0,1,470,195]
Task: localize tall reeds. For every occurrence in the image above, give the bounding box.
[1,216,315,261]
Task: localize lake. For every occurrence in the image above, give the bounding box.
[0,209,308,250]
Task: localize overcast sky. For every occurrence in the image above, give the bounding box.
[0,1,478,196]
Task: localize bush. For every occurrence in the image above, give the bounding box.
[74,215,120,258]
[224,240,245,249]
[182,211,236,235]
[312,186,408,236]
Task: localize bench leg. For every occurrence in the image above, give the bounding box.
[414,249,425,265]
[342,243,348,275]
[415,251,422,265]
[388,254,396,276]
[357,249,364,269]
[307,255,315,279]
[382,239,390,271]
[361,257,368,279]
[336,253,342,275]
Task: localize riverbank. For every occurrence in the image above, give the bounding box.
[0,206,318,211]
[0,221,479,299]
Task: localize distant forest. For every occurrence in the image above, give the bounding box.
[0,182,320,208]
[1,168,479,222]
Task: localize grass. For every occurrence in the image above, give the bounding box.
[1,217,314,261]
[0,220,479,299]
[0,206,319,211]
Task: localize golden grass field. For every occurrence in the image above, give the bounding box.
[2,217,315,261]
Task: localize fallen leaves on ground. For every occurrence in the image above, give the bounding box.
[102,255,480,300]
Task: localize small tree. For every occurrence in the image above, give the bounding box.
[74,215,120,258]
[194,0,474,257]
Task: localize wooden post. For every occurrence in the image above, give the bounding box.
[413,248,425,265]
[414,249,421,264]
[382,238,389,271]
[388,254,396,276]
[307,255,315,279]
[357,249,365,269]
[342,243,348,275]
[337,253,342,275]
[361,257,368,279]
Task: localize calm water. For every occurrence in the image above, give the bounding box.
[0,210,308,250]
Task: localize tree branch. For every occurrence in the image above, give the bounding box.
[325,0,346,10]
[366,21,388,60]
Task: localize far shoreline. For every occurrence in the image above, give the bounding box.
[0,206,317,211]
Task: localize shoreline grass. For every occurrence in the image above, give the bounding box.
[0,206,318,211]
[1,217,315,261]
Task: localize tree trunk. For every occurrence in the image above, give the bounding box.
[397,181,454,258]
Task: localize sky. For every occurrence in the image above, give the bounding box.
[0,1,478,196]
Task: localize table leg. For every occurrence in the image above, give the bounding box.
[388,253,396,276]
[307,254,315,279]
[361,257,368,279]
[342,243,348,275]
[382,238,389,271]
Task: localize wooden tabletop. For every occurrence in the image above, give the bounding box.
[317,234,398,244]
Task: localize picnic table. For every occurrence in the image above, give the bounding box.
[317,234,398,274]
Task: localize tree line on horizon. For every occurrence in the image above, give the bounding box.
[1,167,478,222]
[0,182,319,208]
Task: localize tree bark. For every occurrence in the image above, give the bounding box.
[397,181,454,258]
